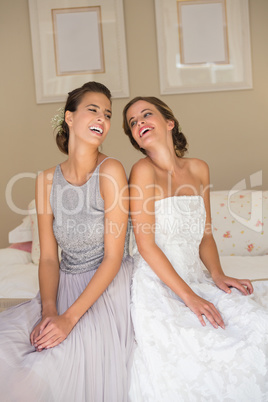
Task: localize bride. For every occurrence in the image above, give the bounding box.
[123,96,268,401]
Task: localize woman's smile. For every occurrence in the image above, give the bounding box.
[89,125,104,136]
[139,125,154,138]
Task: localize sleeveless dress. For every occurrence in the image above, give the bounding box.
[0,159,134,402]
[129,196,268,402]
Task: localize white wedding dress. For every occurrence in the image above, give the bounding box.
[129,196,268,402]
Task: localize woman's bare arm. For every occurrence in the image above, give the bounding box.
[30,168,60,346]
[130,159,225,329]
[197,160,253,295]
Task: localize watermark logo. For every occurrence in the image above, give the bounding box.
[4,170,264,235]
[5,172,37,215]
[228,170,263,233]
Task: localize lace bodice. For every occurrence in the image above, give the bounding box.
[133,196,206,284]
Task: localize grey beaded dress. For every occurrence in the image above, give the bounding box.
[0,158,134,402]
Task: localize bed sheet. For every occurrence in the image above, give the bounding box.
[0,249,267,313]
[220,255,268,281]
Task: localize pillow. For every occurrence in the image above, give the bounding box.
[8,215,32,243]
[0,262,39,298]
[9,242,32,253]
[210,190,268,256]
[0,248,32,265]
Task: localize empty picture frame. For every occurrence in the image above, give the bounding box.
[52,7,105,76]
[154,0,252,94]
[28,0,129,103]
[178,0,229,65]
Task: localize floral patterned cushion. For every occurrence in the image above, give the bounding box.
[210,190,268,256]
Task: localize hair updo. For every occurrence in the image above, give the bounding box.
[122,96,188,157]
[55,81,112,155]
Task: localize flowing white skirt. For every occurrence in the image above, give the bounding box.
[129,257,268,402]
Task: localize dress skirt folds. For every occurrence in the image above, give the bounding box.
[128,196,268,402]
[0,256,134,402]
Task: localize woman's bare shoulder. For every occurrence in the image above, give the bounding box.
[99,156,127,180]
[130,157,155,182]
[131,157,154,173]
[35,166,58,214]
[36,166,57,186]
[184,157,208,169]
[184,157,209,176]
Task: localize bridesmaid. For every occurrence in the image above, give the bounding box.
[0,82,134,402]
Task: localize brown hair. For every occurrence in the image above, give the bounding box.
[122,96,188,157]
[55,81,112,154]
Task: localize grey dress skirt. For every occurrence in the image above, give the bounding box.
[0,159,134,402]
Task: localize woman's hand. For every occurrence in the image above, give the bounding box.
[30,313,75,351]
[212,274,253,296]
[184,293,225,329]
[30,311,58,348]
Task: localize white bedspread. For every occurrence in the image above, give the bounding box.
[0,249,267,299]
[220,255,268,281]
[0,248,38,298]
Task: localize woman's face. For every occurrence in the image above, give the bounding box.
[66,92,112,146]
[126,100,174,150]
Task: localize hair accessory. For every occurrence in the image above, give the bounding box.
[51,107,65,131]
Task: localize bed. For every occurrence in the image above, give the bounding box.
[0,190,267,312]
[0,199,39,312]
[0,248,38,312]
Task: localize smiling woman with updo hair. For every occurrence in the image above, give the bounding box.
[55,81,112,155]
[0,81,134,401]
[122,95,267,401]
[123,96,187,156]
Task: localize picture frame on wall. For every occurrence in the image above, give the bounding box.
[28,0,129,103]
[154,0,252,95]
[51,7,105,76]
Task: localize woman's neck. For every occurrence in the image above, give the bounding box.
[62,147,100,185]
[146,143,179,175]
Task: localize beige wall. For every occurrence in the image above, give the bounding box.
[0,0,267,248]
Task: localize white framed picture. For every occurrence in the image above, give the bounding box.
[28,0,129,103]
[154,0,252,94]
[52,7,105,76]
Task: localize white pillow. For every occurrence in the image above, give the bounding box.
[0,248,32,266]
[0,262,39,298]
[8,215,32,243]
[210,190,268,256]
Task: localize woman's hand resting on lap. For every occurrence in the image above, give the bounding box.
[183,274,253,330]
[184,293,225,329]
[30,313,75,351]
